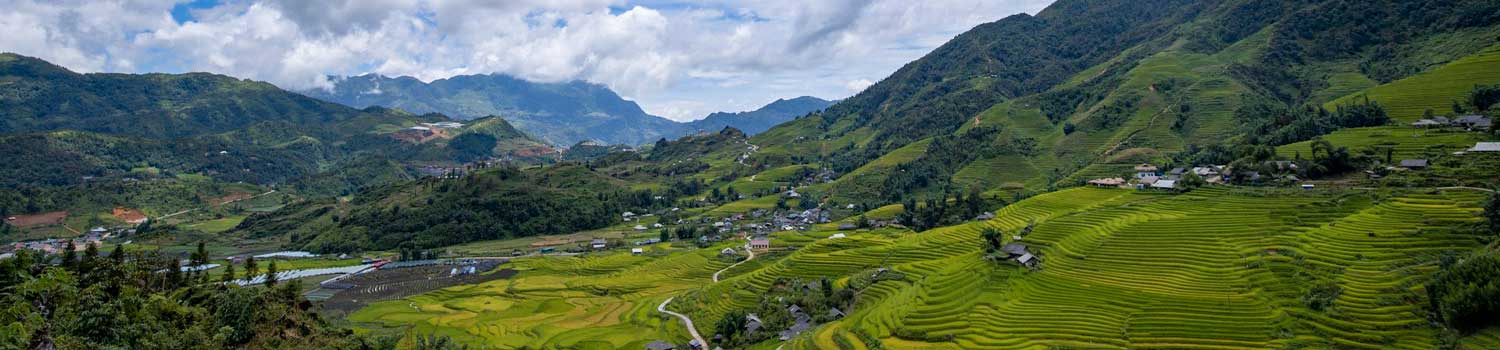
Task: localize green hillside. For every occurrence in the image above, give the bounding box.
[1328,43,1500,122]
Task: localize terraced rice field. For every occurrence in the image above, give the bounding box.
[679,187,1487,349]
[344,186,1488,349]
[1277,126,1492,160]
[345,244,735,349]
[1328,44,1500,122]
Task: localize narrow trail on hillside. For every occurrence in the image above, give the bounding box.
[156,190,278,221]
[661,242,757,349]
[1100,96,1180,159]
[713,244,755,283]
[658,297,708,348]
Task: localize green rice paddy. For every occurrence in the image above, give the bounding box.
[344,186,1490,349]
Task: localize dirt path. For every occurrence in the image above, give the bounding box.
[712,243,755,283]
[157,190,277,221]
[658,297,708,348]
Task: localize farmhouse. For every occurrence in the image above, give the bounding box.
[750,237,770,250]
[631,248,644,255]
[1454,114,1493,129]
[1018,253,1037,267]
[1134,164,1159,172]
[721,248,738,256]
[1468,142,1500,152]
[1151,179,1177,189]
[1399,159,1429,169]
[828,233,846,239]
[591,239,607,250]
[974,211,996,221]
[634,225,648,230]
[1088,177,1125,187]
[645,340,676,350]
[838,222,858,230]
[1410,119,1445,128]
[1001,244,1029,257]
[745,314,764,333]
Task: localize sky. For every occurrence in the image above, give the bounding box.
[0,0,1052,121]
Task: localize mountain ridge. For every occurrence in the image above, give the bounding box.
[301,73,832,145]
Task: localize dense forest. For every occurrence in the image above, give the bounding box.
[235,164,675,252]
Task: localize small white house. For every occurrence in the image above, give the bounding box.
[631,248,644,255]
[828,233,846,239]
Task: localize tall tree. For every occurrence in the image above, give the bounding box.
[221,262,236,284]
[264,260,278,287]
[244,256,259,278]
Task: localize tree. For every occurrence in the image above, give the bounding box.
[980,227,1005,260]
[80,243,99,276]
[110,243,125,265]
[244,256,259,278]
[1180,171,1206,190]
[1063,122,1077,135]
[1469,84,1500,112]
[222,262,236,283]
[191,242,209,267]
[61,241,77,271]
[659,229,670,242]
[165,258,182,290]
[264,260,279,287]
[715,309,748,343]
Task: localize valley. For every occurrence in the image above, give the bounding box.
[2,0,1500,350]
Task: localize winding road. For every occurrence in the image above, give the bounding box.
[658,243,757,349]
[712,244,755,282]
[658,297,708,348]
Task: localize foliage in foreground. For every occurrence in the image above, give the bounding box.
[0,247,436,350]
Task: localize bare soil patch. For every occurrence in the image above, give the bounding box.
[5,211,67,227]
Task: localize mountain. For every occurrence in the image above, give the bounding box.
[682,96,834,135]
[742,0,1500,203]
[0,53,547,193]
[302,74,836,146]
[301,73,683,146]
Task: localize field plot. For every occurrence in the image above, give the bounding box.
[344,244,736,349]
[1328,44,1500,122]
[677,187,1487,350]
[1277,126,1491,160]
[342,186,1489,350]
[321,261,512,316]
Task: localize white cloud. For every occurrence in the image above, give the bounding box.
[845,79,875,93]
[0,0,1052,121]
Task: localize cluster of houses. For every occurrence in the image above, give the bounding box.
[1091,162,1324,190]
[2,226,125,258]
[1410,114,1493,130]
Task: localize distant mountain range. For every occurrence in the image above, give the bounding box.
[681,96,836,135]
[301,73,831,145]
[0,52,546,190]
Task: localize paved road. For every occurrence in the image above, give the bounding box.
[712,243,755,283]
[658,297,708,348]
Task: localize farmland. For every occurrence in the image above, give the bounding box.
[336,186,1497,349]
